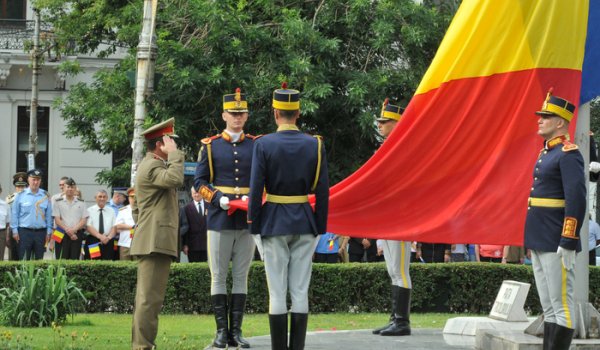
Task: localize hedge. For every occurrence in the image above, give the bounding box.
[0,261,598,315]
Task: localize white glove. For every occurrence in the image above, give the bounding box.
[241,195,248,201]
[557,246,576,270]
[590,161,600,173]
[219,196,230,210]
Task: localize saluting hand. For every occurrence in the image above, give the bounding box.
[160,135,178,154]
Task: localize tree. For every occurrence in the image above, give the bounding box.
[35,0,454,186]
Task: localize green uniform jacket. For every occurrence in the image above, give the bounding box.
[131,150,184,258]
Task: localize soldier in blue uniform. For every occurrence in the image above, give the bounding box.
[524,89,586,350]
[371,99,413,337]
[248,82,329,350]
[194,88,256,349]
[10,169,53,260]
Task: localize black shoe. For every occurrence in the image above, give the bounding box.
[269,314,288,350]
[373,286,398,334]
[289,313,308,350]
[228,294,250,348]
[542,322,554,350]
[380,287,411,336]
[211,294,229,348]
[551,324,574,350]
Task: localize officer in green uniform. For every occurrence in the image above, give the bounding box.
[524,90,586,350]
[131,118,184,350]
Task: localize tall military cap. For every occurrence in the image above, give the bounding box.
[27,169,43,179]
[223,88,248,113]
[272,82,300,111]
[535,88,575,122]
[376,98,404,122]
[141,117,178,140]
[113,186,128,198]
[13,172,27,186]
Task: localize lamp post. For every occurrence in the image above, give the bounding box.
[28,8,41,171]
[131,0,158,186]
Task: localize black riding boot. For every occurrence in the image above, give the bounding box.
[289,313,308,350]
[551,324,574,350]
[229,294,250,348]
[373,285,398,334]
[542,322,554,350]
[269,314,288,350]
[211,294,229,348]
[380,287,411,336]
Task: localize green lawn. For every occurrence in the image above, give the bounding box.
[0,312,463,349]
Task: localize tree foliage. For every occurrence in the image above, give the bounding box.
[36,0,455,185]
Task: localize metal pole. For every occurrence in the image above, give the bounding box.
[28,8,41,171]
[130,0,158,186]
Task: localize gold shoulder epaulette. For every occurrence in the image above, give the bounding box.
[246,134,258,140]
[562,140,579,152]
[313,135,323,140]
[201,135,221,145]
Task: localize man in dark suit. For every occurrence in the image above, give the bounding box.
[348,237,378,262]
[248,82,329,350]
[180,186,208,262]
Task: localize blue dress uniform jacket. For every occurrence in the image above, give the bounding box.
[524,136,586,252]
[194,133,254,230]
[248,129,329,236]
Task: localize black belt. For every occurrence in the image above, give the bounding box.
[19,227,47,232]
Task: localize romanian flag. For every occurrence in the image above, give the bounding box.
[51,227,65,243]
[114,239,118,251]
[88,243,101,259]
[327,1,600,245]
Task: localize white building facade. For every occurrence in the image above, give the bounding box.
[0,1,124,201]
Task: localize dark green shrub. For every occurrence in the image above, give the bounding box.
[0,264,86,327]
[0,261,597,316]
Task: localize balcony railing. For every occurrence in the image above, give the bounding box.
[0,19,53,51]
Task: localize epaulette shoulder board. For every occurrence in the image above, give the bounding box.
[562,140,579,152]
[119,206,127,211]
[55,197,63,202]
[201,135,221,145]
[6,193,15,202]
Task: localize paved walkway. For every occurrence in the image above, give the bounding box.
[244,329,475,350]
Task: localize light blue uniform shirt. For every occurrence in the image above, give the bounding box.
[589,219,600,251]
[107,200,123,216]
[315,232,338,254]
[10,188,53,235]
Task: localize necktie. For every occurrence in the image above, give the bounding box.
[98,208,104,234]
[196,202,200,213]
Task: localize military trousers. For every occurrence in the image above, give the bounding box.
[207,229,255,295]
[132,253,172,350]
[531,250,575,328]
[262,234,319,314]
[18,228,46,260]
[381,240,412,289]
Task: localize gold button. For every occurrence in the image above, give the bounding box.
[235,177,239,181]
[531,187,534,191]
[534,177,538,181]
[235,195,240,199]
[538,159,542,163]
[544,151,548,154]
[536,168,539,171]
[528,207,531,210]
[235,160,239,163]
[234,151,238,155]
[233,144,237,147]
[235,169,239,172]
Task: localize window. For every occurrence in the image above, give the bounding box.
[17,105,49,187]
[1,0,26,27]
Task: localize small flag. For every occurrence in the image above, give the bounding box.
[88,243,101,259]
[114,239,118,251]
[52,227,65,243]
[328,239,334,251]
[130,227,135,239]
